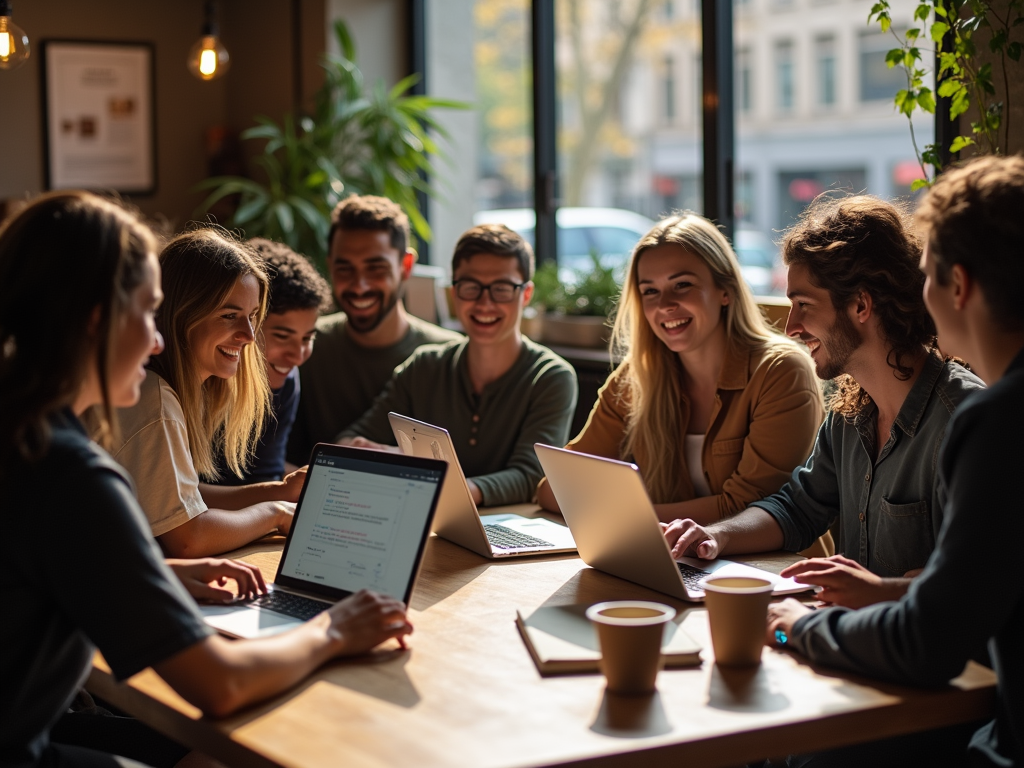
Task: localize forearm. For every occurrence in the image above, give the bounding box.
[653,496,720,525]
[536,477,560,513]
[709,506,785,554]
[199,481,291,510]
[155,622,340,718]
[157,504,287,558]
[471,468,535,507]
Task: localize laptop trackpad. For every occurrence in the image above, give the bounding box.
[200,604,302,638]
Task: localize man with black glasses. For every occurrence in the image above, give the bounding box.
[339,224,578,506]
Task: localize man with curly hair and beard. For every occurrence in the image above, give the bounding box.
[663,194,983,612]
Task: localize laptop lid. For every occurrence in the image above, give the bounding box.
[388,413,576,558]
[273,443,447,605]
[534,443,810,601]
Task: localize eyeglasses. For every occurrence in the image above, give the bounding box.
[452,278,526,303]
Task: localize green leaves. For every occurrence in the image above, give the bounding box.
[194,20,467,270]
[869,0,1023,174]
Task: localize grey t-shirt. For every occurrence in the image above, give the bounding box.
[288,312,462,465]
[0,412,211,765]
[753,353,984,576]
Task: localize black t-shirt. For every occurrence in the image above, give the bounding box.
[0,411,212,766]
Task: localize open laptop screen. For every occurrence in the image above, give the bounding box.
[277,446,445,602]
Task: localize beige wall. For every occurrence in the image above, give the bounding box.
[0,0,325,230]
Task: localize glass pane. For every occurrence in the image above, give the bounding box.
[734,0,934,296]
[554,0,700,274]
[425,0,533,266]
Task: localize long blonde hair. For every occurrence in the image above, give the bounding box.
[609,212,794,502]
[149,229,270,480]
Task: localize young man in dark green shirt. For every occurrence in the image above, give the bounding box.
[340,224,578,507]
[287,195,461,465]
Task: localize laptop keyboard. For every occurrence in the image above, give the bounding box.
[250,590,331,621]
[677,562,711,590]
[483,524,555,550]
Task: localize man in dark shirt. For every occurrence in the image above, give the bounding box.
[287,196,461,465]
[665,195,982,609]
[767,155,1024,767]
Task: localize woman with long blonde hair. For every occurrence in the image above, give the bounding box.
[112,228,306,557]
[538,212,824,526]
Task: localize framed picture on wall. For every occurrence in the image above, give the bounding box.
[41,40,156,195]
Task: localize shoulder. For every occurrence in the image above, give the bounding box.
[406,314,464,346]
[315,311,347,337]
[397,338,466,374]
[521,337,577,381]
[934,358,986,411]
[117,372,185,443]
[747,338,817,387]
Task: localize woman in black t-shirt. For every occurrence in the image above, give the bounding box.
[0,192,413,768]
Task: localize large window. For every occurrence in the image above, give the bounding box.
[418,0,935,294]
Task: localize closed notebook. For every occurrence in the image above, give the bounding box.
[516,604,703,675]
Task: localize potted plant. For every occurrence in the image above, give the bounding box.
[195,21,466,270]
[530,252,621,348]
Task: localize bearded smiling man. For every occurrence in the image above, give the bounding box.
[286,195,461,465]
[663,195,984,610]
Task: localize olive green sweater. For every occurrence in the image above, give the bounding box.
[342,337,578,506]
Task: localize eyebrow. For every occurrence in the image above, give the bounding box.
[786,291,813,301]
[267,322,316,334]
[637,270,698,285]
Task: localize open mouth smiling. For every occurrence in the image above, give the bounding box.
[662,317,692,330]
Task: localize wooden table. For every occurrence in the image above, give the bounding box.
[88,505,995,768]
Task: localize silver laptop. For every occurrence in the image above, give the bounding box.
[388,413,577,558]
[534,444,812,602]
[200,443,446,638]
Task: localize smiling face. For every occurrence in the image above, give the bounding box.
[785,262,863,380]
[635,244,730,357]
[328,229,410,334]
[261,307,319,389]
[191,273,262,381]
[452,253,532,347]
[109,251,165,407]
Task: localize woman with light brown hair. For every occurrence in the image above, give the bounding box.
[538,212,825,530]
[112,228,306,557]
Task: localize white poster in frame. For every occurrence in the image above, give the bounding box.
[42,40,156,194]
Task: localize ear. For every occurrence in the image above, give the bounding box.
[400,249,417,280]
[721,287,730,306]
[521,281,534,306]
[86,305,103,336]
[851,290,873,324]
[950,264,972,311]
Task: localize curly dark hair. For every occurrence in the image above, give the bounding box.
[451,223,535,281]
[917,155,1024,333]
[782,194,935,415]
[328,195,409,257]
[248,238,332,315]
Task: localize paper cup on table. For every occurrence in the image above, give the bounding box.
[586,601,676,695]
[702,577,774,667]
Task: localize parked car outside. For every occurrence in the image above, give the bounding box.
[473,207,785,296]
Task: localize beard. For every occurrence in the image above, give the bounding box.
[339,289,400,334]
[816,310,862,380]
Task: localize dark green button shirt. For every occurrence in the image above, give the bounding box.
[341,337,578,506]
[754,353,984,576]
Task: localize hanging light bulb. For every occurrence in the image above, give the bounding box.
[0,0,30,71]
[187,0,229,81]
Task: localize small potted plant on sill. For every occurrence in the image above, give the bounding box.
[529,252,621,349]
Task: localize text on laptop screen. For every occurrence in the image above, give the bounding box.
[279,453,442,598]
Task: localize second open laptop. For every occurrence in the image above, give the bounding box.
[534,443,812,602]
[200,443,446,638]
[388,413,577,558]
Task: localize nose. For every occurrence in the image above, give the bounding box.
[475,288,498,308]
[236,316,256,344]
[784,307,801,339]
[353,271,372,293]
[658,290,679,310]
[151,330,165,356]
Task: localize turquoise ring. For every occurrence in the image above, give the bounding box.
[774,629,788,645]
